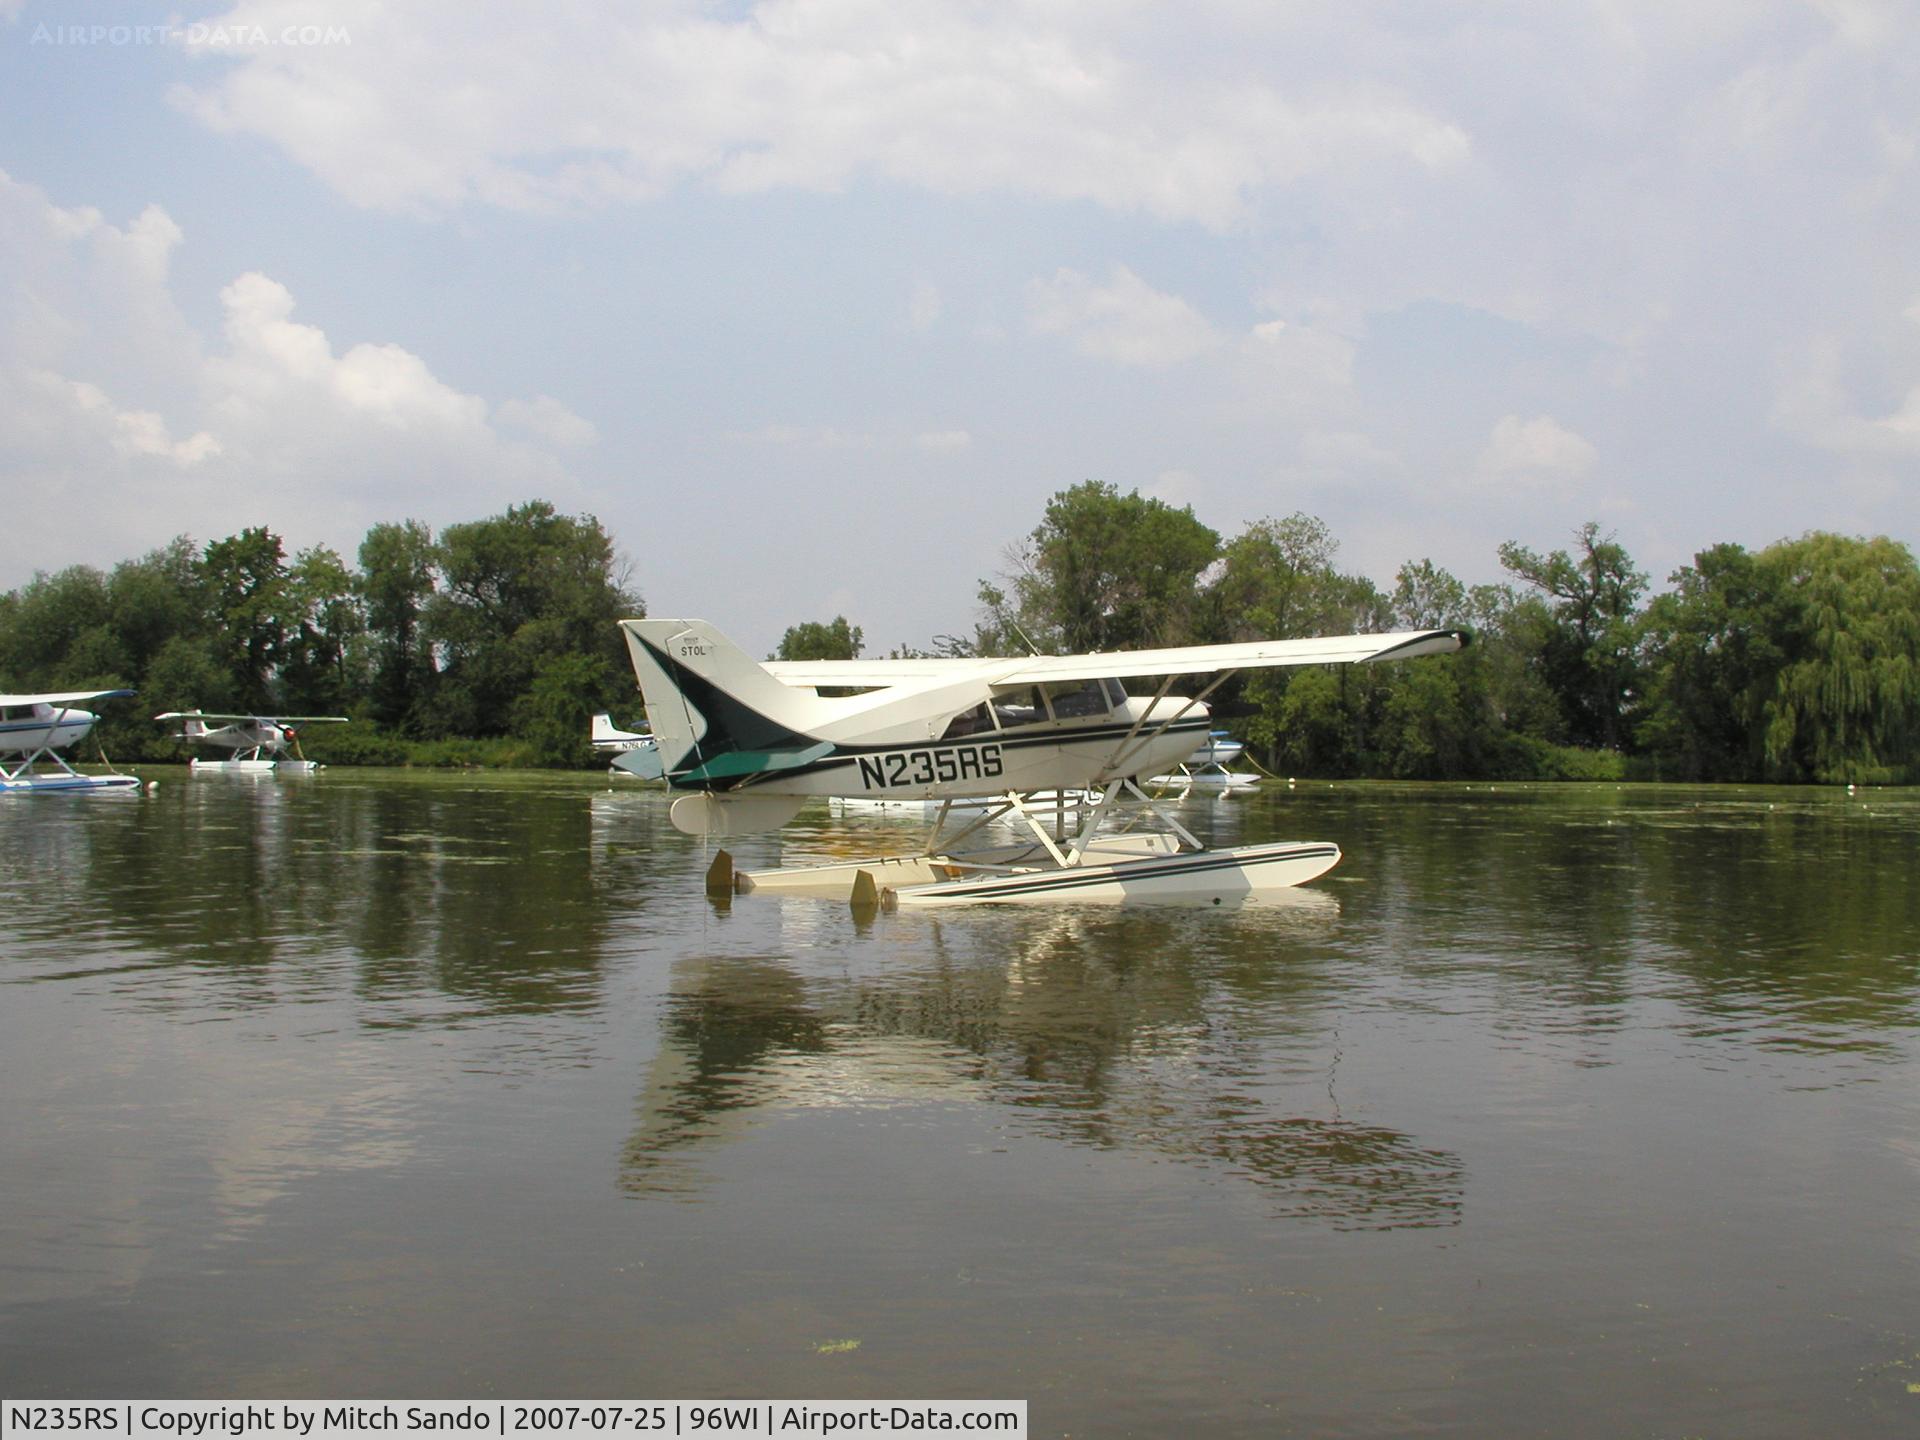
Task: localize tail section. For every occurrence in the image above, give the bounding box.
[618,619,827,785]
[591,712,644,746]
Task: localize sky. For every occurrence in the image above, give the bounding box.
[2,0,1917,658]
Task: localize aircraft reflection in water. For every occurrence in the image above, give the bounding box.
[621,909,1465,1232]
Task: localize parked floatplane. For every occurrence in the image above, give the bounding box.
[1,690,142,793]
[1149,730,1262,790]
[592,712,663,779]
[156,710,347,772]
[619,619,1466,907]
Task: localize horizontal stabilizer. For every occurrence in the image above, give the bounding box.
[611,745,665,780]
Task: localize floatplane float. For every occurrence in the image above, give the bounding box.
[156,710,348,772]
[593,712,663,779]
[619,618,1466,908]
[1,690,142,793]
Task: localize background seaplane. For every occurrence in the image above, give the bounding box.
[156,710,348,772]
[1,689,142,793]
[619,618,1466,907]
[1149,730,1262,790]
[592,712,663,779]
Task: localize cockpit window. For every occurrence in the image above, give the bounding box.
[989,686,1044,729]
[1040,680,1112,719]
[940,702,992,739]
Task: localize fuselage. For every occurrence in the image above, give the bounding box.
[678,694,1212,802]
[0,703,98,756]
[194,721,290,753]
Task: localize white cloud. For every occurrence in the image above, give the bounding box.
[1476,414,1598,488]
[0,169,588,581]
[1774,334,1920,457]
[498,395,599,448]
[27,372,222,467]
[168,1,1469,229]
[1028,265,1220,368]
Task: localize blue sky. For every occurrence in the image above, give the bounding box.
[3,1,1917,656]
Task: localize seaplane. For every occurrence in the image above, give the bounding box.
[1,689,142,793]
[618,618,1467,907]
[592,712,663,779]
[1150,730,1261,790]
[156,710,349,772]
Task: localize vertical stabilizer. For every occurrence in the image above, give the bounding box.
[617,619,824,780]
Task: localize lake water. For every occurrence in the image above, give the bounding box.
[2,772,1917,1436]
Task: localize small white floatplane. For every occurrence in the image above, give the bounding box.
[619,619,1467,907]
[156,710,348,772]
[1150,730,1261,790]
[1,690,141,793]
[592,712,664,779]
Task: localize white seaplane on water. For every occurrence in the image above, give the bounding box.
[1150,730,1262,790]
[156,710,348,772]
[592,712,663,779]
[0,689,141,793]
[618,618,1467,907]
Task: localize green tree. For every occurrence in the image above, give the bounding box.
[1210,515,1391,771]
[1757,532,1920,783]
[1637,544,1787,780]
[1498,522,1647,751]
[986,482,1220,652]
[1206,513,1388,641]
[278,545,366,714]
[515,652,612,767]
[198,527,292,709]
[776,616,864,661]
[357,519,440,731]
[107,538,205,680]
[425,501,640,738]
[0,565,114,686]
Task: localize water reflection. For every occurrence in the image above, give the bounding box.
[0,772,642,1019]
[1309,783,1920,1066]
[4,775,1919,1420]
[623,900,1465,1231]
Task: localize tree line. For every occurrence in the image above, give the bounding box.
[0,501,639,766]
[4,485,1916,781]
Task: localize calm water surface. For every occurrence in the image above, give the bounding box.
[2,772,1917,1437]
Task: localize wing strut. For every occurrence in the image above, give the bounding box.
[1097,668,1242,782]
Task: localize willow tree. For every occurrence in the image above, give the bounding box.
[1759,532,1920,783]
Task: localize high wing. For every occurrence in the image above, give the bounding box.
[2,688,137,707]
[154,711,350,723]
[762,629,1467,689]
[993,628,1468,682]
[762,657,999,687]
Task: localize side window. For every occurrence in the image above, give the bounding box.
[1102,677,1129,709]
[1044,680,1111,719]
[990,688,1044,729]
[941,703,991,739]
